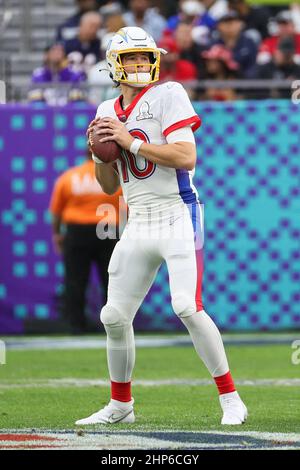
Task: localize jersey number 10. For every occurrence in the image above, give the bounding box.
[120,129,156,182]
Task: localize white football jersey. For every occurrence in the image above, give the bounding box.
[95,81,201,213]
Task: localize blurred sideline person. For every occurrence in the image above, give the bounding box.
[75,27,247,426]
[49,150,123,334]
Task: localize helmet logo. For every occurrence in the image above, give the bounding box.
[116,29,128,42]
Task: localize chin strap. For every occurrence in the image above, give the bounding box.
[99,67,120,87]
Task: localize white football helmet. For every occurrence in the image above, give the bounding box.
[106,27,167,87]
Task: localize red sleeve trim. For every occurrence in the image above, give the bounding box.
[163,115,201,137]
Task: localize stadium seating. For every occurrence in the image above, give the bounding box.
[0,0,77,90]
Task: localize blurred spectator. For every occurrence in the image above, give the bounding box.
[258,11,300,65]
[210,11,257,77]
[29,42,85,105]
[31,43,84,83]
[202,43,239,76]
[158,35,198,98]
[122,0,167,43]
[290,3,300,33]
[227,0,270,41]
[63,12,102,75]
[49,150,123,334]
[201,44,239,100]
[103,12,126,35]
[88,10,126,104]
[166,0,216,33]
[173,22,204,73]
[152,0,178,18]
[88,32,121,104]
[255,36,300,98]
[56,0,99,41]
[201,0,229,21]
[99,1,123,20]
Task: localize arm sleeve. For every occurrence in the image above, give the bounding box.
[166,126,195,144]
[161,82,201,137]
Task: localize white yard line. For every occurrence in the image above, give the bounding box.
[1,377,300,388]
[2,333,299,351]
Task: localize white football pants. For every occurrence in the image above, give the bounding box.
[100,202,229,382]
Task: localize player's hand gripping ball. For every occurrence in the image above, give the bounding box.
[88,118,122,163]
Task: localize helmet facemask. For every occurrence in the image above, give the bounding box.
[108,48,161,87]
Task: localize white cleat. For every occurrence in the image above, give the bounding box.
[75,398,135,425]
[219,391,248,425]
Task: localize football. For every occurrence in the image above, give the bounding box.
[88,119,122,163]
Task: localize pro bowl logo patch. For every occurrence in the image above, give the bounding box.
[136,101,153,121]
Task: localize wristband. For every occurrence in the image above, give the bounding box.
[129,138,143,156]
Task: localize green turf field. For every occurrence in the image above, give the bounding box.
[0,339,299,435]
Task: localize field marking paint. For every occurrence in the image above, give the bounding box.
[0,340,5,364]
[1,429,300,450]
[3,333,299,351]
[1,377,300,389]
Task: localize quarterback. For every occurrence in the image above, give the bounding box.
[76,27,247,426]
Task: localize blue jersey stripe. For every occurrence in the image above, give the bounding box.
[176,169,198,204]
[176,169,204,311]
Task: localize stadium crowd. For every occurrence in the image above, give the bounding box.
[28,0,300,103]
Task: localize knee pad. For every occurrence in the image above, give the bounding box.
[100,304,132,340]
[100,304,126,327]
[172,293,196,318]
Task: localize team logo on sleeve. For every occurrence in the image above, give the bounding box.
[136,101,153,121]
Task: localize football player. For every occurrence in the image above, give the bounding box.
[75,27,247,426]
